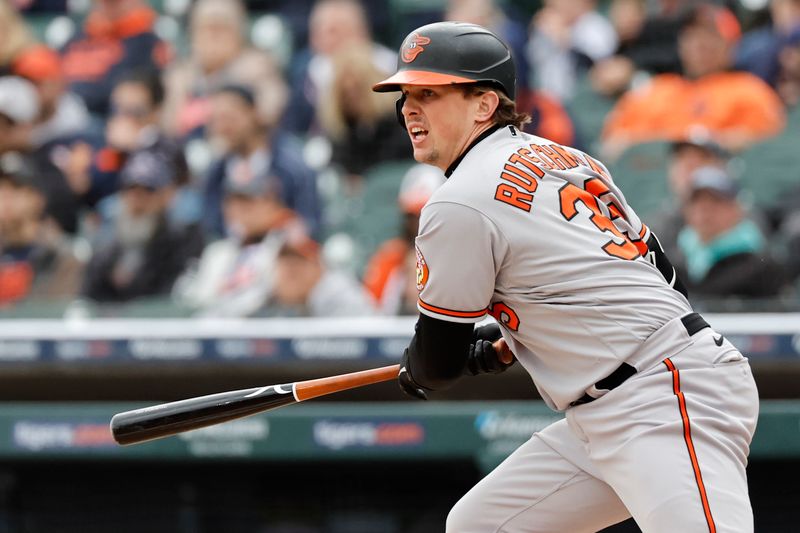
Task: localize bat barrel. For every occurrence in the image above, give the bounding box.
[111,385,297,445]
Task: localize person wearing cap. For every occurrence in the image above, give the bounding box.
[173,163,309,318]
[675,165,789,300]
[267,234,375,317]
[375,20,759,533]
[602,2,786,157]
[203,83,321,239]
[10,43,91,150]
[81,149,203,304]
[362,164,445,315]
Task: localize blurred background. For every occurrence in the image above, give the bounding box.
[0,0,799,531]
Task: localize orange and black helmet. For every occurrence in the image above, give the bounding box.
[373,21,517,100]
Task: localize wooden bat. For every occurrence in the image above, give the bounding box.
[110,364,400,446]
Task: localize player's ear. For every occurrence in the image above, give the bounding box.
[475,90,499,122]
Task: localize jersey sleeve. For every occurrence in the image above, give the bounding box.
[414,201,507,323]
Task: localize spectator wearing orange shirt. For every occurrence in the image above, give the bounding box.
[60,0,170,116]
[362,164,445,315]
[602,3,786,158]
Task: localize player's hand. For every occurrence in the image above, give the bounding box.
[398,349,428,400]
[464,338,515,376]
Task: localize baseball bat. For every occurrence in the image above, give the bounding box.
[110,364,400,446]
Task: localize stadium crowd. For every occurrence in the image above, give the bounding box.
[0,0,799,318]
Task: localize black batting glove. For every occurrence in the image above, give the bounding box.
[398,348,428,400]
[464,338,516,377]
[472,323,502,344]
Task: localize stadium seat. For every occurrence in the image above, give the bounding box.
[605,141,672,218]
[322,160,415,277]
[565,73,617,152]
[736,106,800,206]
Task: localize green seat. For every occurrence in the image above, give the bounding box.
[735,110,800,206]
[605,141,672,218]
[322,160,416,277]
[565,74,617,152]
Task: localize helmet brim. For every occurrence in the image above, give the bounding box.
[372,70,476,92]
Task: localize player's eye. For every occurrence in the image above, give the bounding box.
[422,89,435,97]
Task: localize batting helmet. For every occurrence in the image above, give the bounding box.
[373,21,517,100]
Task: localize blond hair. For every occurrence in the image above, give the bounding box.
[317,44,397,141]
[0,0,34,66]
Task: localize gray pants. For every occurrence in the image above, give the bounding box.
[447,324,759,532]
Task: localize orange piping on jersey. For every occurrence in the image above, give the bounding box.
[418,298,487,319]
[663,358,717,533]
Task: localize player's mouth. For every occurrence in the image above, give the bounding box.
[409,126,429,144]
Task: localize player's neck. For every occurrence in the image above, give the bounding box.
[445,122,501,177]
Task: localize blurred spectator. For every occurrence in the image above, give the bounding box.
[316,44,410,184]
[162,0,288,140]
[0,156,83,307]
[81,149,202,303]
[526,0,618,101]
[60,0,170,116]
[11,44,91,149]
[282,0,395,135]
[173,168,307,318]
[0,75,40,149]
[602,3,786,157]
[0,75,81,234]
[675,165,789,300]
[204,84,321,238]
[267,235,374,317]
[0,0,34,72]
[776,27,800,106]
[442,0,578,145]
[58,68,184,209]
[517,90,578,147]
[648,135,732,261]
[362,164,445,315]
[590,0,684,97]
[735,0,800,87]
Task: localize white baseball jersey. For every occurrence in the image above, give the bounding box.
[414,125,692,410]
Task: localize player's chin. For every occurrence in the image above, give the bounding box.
[412,148,438,166]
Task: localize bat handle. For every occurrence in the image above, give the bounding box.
[295,364,400,401]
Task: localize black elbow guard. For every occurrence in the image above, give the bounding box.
[645,233,689,298]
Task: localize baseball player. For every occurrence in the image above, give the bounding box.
[373,22,759,533]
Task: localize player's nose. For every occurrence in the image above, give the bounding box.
[401,96,420,118]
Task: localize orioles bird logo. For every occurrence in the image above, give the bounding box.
[415,246,429,291]
[402,33,431,63]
